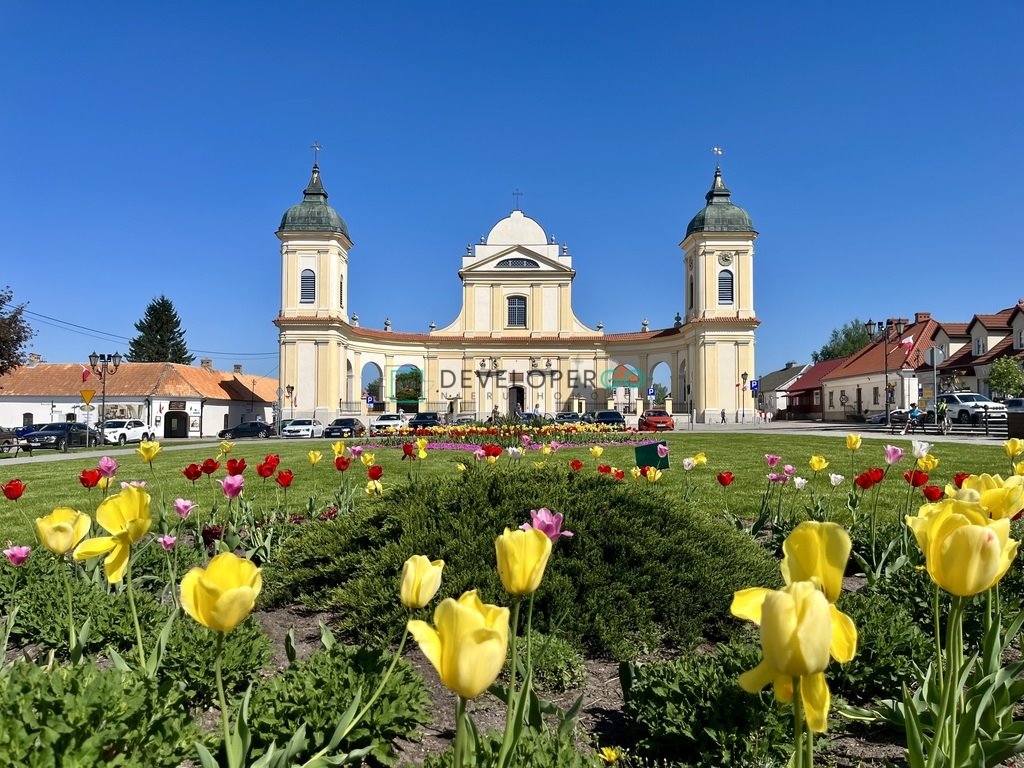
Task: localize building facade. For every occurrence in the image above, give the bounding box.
[275,165,760,423]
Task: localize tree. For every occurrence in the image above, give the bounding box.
[0,286,35,376]
[127,295,194,364]
[811,318,873,363]
[653,382,669,404]
[988,356,1024,398]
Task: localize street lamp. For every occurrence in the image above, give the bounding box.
[286,384,294,419]
[741,371,748,423]
[89,351,122,443]
[251,378,256,421]
[863,319,905,425]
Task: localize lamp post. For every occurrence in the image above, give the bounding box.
[89,351,122,443]
[286,384,294,419]
[863,319,905,425]
[741,371,748,423]
[251,378,256,421]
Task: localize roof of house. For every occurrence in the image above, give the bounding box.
[0,362,277,402]
[937,322,970,338]
[969,307,1015,333]
[788,357,850,393]
[821,318,940,382]
[758,363,809,392]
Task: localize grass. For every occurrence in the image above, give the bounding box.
[0,432,1013,545]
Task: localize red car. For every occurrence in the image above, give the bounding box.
[639,409,675,431]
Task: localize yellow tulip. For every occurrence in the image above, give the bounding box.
[365,479,382,496]
[360,452,376,467]
[97,476,112,491]
[809,456,829,472]
[630,466,642,480]
[846,433,862,451]
[534,461,546,469]
[407,590,509,699]
[455,463,467,473]
[1016,461,1024,477]
[331,441,346,458]
[180,552,262,633]
[1005,438,1024,460]
[540,444,553,456]
[73,486,152,583]
[645,468,662,483]
[36,508,91,556]
[738,581,833,732]
[486,456,497,464]
[495,527,552,596]
[732,521,857,663]
[692,452,707,466]
[959,474,1024,521]
[136,440,161,464]
[308,450,322,465]
[400,555,445,609]
[418,448,428,460]
[916,453,939,473]
[590,446,604,458]
[416,438,429,451]
[218,440,234,457]
[906,497,1019,596]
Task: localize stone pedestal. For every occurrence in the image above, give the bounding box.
[664,397,673,414]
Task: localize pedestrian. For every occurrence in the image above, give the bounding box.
[720,408,727,424]
[766,410,774,423]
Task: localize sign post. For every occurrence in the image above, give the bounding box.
[81,390,95,446]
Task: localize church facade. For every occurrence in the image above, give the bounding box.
[274,165,759,423]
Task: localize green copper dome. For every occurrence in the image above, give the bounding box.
[278,165,350,238]
[684,167,755,238]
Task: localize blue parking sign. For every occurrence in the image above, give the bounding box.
[749,380,759,392]
[366,395,375,406]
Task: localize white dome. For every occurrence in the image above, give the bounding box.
[485,210,547,245]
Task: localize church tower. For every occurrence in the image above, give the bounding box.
[276,164,352,417]
[679,166,758,421]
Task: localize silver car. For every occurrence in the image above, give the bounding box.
[281,418,324,438]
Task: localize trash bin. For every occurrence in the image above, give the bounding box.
[1009,412,1024,440]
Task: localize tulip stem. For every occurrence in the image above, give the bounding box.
[927,596,964,768]
[497,597,522,768]
[59,558,77,661]
[340,624,409,744]
[932,586,944,685]
[125,562,147,671]
[454,696,467,768]
[215,632,233,768]
[792,676,806,768]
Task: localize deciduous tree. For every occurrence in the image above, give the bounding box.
[0,286,35,376]
[989,356,1024,398]
[811,319,873,363]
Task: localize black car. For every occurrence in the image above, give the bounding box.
[16,423,46,438]
[323,418,366,438]
[408,412,442,429]
[20,422,101,450]
[218,421,275,439]
[593,410,626,428]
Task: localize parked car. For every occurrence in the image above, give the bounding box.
[936,392,1007,424]
[218,421,275,439]
[593,410,626,428]
[638,409,675,431]
[865,411,895,425]
[554,412,582,424]
[323,418,366,438]
[408,412,442,430]
[20,422,101,450]
[449,414,477,426]
[0,426,18,453]
[16,423,46,438]
[102,419,153,445]
[1004,397,1024,413]
[280,419,324,438]
[371,413,406,433]
[278,419,295,432]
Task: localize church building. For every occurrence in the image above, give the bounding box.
[274,165,759,423]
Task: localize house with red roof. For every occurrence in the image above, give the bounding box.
[782,357,850,420]
[932,302,1024,396]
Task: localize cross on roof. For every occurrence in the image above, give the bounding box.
[311,141,321,165]
[512,188,523,210]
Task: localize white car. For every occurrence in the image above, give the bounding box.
[371,413,406,433]
[281,418,325,438]
[936,392,1007,424]
[1004,397,1024,413]
[102,419,153,445]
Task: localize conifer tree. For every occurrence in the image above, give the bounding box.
[127,295,194,364]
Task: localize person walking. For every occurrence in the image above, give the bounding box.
[720,408,727,424]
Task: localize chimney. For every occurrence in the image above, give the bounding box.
[200,358,213,371]
[27,353,41,367]
[785,360,797,369]
[915,312,931,324]
[233,364,243,374]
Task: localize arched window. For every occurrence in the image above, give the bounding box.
[339,275,344,308]
[717,269,734,305]
[688,277,693,309]
[496,258,540,269]
[300,269,315,304]
[507,296,527,327]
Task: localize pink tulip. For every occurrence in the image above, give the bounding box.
[783,464,795,476]
[520,507,573,541]
[174,498,195,518]
[157,534,177,551]
[520,434,532,446]
[884,445,905,465]
[217,475,244,499]
[657,444,670,458]
[549,441,561,452]
[98,456,119,478]
[474,448,487,461]
[348,446,364,458]
[120,480,147,489]
[3,545,30,566]
[765,454,781,468]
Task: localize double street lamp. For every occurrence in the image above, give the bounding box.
[741,371,748,423]
[89,351,122,432]
[286,384,295,419]
[863,319,905,425]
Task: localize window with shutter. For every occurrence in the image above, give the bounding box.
[718,269,734,305]
[300,269,315,303]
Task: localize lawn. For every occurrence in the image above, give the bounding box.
[2,431,1010,544]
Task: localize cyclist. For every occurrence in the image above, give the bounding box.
[936,400,950,434]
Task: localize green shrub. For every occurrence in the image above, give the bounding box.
[831,588,932,705]
[518,630,586,693]
[619,639,791,767]
[263,469,780,659]
[248,643,430,766]
[417,726,602,767]
[0,660,197,766]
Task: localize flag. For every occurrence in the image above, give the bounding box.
[81,366,91,383]
[901,335,914,349]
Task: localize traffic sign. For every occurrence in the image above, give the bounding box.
[647,387,656,397]
[840,394,849,405]
[366,395,375,406]
[749,380,759,392]
[81,389,95,405]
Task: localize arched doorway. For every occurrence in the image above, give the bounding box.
[394,364,422,414]
[509,385,525,416]
[650,361,672,407]
[163,410,188,438]
[361,362,384,412]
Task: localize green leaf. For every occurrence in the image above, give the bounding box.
[285,627,297,664]
[902,683,927,768]
[194,741,220,768]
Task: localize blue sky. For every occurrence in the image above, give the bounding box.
[2,1,1022,387]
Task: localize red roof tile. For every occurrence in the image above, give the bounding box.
[937,322,970,337]
[788,357,849,393]
[821,319,940,381]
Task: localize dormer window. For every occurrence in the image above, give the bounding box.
[974,337,986,356]
[496,257,539,269]
[507,296,527,327]
[1018,329,1024,349]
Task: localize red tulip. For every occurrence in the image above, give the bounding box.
[201,459,221,476]
[2,479,26,501]
[922,485,944,502]
[79,469,101,489]
[368,465,384,481]
[854,472,874,491]
[954,472,970,489]
[867,467,885,484]
[598,464,612,474]
[904,470,929,487]
[182,463,203,482]
[264,454,281,471]
[717,472,735,487]
[226,458,247,476]
[275,469,294,488]
[402,443,415,458]
[639,466,651,477]
[569,459,583,472]
[613,469,625,480]
[256,461,275,478]
[335,456,351,471]
[483,444,503,458]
